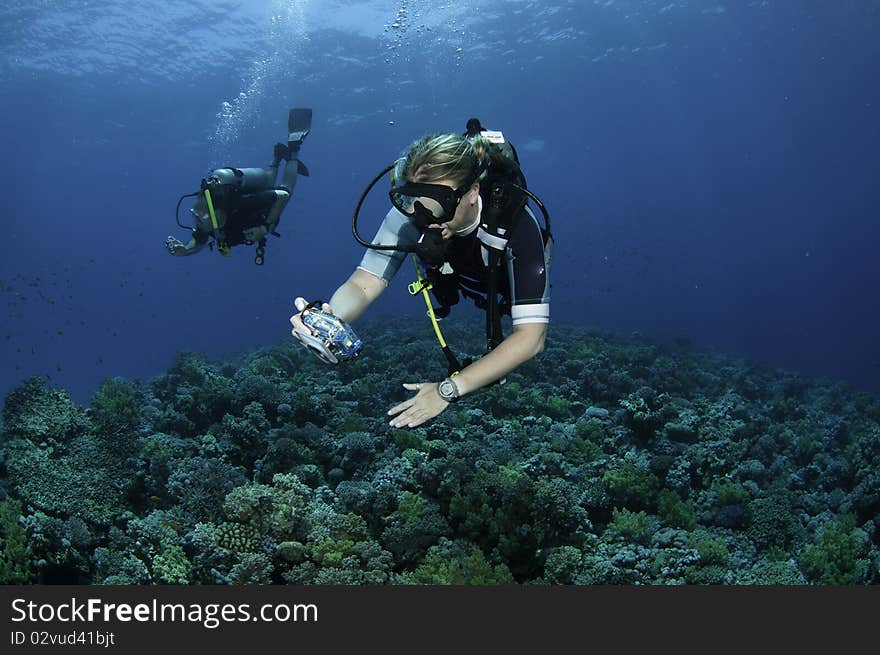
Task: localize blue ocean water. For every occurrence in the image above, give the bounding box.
[1,0,878,407]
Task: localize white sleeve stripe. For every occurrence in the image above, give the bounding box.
[511,304,550,324]
[512,316,550,325]
[512,304,549,318]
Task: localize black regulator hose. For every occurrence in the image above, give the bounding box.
[175,191,201,231]
[512,183,552,239]
[352,163,417,254]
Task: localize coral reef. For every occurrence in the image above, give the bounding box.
[1,317,879,585]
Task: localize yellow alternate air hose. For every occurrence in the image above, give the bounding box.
[408,255,461,376]
[203,188,230,256]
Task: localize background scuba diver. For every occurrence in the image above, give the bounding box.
[165,108,312,265]
[290,124,552,428]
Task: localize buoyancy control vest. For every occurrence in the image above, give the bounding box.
[423,122,552,358]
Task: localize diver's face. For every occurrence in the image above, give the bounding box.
[190,206,209,226]
[416,177,479,237]
[191,195,208,218]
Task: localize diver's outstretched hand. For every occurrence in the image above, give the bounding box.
[388,382,450,428]
[165,236,187,256]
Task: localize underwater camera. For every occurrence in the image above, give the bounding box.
[292,299,362,365]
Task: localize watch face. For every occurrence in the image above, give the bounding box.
[439,379,456,399]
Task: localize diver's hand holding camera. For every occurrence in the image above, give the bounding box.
[290,297,362,365]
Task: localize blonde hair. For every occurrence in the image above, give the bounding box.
[395,132,497,187]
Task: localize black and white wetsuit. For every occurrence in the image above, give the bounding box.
[358,195,551,326]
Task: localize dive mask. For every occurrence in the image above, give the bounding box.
[388,181,469,227]
[351,159,481,267]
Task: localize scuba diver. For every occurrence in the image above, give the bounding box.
[165,108,312,265]
[289,118,552,428]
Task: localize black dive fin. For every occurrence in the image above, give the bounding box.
[297,160,310,177]
[289,107,312,132]
[288,108,312,145]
